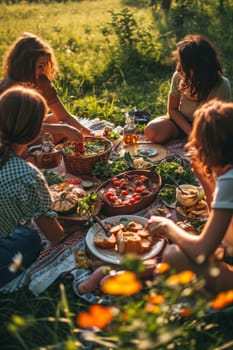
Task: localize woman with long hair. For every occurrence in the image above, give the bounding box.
[144,34,231,144]
[0,32,92,145]
[0,86,70,287]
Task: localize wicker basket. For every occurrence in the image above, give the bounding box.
[62,136,112,176]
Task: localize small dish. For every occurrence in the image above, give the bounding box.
[137,146,158,157]
[175,200,209,222]
[176,184,201,208]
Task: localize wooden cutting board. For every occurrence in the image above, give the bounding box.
[119,142,168,162]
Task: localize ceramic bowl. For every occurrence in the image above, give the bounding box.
[176,184,201,208]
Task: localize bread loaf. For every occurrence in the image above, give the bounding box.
[117,231,143,254]
[94,231,116,249]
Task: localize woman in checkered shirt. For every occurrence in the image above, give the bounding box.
[0,86,70,288]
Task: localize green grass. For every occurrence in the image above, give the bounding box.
[0,0,173,125]
[1,1,233,349]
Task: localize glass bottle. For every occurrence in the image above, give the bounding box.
[40,133,62,169]
[123,113,137,145]
[41,132,54,153]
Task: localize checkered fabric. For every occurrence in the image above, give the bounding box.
[0,153,56,237]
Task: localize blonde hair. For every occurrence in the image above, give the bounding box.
[2,32,58,83]
[0,86,47,167]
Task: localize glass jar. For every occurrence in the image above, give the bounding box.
[29,133,62,169]
[41,132,54,153]
[123,113,137,145]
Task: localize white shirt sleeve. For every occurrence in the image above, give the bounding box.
[212,169,233,209]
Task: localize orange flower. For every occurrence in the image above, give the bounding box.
[144,303,160,313]
[146,294,164,305]
[211,290,233,310]
[178,270,195,284]
[77,304,114,329]
[179,307,193,317]
[156,262,170,274]
[166,270,195,286]
[101,271,142,296]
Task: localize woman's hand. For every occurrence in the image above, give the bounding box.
[189,156,215,208]
[189,157,205,180]
[146,216,174,239]
[63,124,84,143]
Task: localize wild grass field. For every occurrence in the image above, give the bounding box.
[1,1,233,349]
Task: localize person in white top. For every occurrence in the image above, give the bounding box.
[147,98,233,293]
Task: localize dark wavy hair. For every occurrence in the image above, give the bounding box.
[172,34,222,102]
[1,32,58,84]
[0,86,47,167]
[186,99,233,168]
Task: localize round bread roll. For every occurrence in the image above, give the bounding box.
[127,221,143,232]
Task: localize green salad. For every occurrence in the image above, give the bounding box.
[159,185,176,206]
[155,156,198,186]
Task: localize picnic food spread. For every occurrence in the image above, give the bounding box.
[50,183,86,215]
[94,220,155,254]
[176,199,209,220]
[41,137,209,264]
[63,139,108,157]
[61,136,112,176]
[96,170,161,215]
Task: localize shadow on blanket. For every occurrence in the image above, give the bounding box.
[0,228,85,296]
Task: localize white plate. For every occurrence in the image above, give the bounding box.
[137,146,158,157]
[85,215,165,264]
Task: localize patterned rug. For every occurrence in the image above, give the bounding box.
[0,138,186,301]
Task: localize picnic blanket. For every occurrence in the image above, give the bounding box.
[0,138,186,301]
